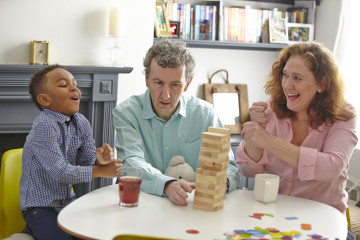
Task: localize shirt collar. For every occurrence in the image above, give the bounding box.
[43,109,77,124]
[142,89,187,121]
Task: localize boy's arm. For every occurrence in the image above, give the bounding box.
[92,159,123,178]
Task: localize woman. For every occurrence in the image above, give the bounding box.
[236,42,357,238]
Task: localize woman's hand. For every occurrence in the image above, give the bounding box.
[241,121,270,149]
[249,101,273,128]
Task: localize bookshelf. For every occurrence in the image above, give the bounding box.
[158,0,318,51]
[154,38,288,51]
[252,0,321,5]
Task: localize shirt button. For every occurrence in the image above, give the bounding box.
[66,117,70,121]
[165,124,168,128]
[165,146,168,150]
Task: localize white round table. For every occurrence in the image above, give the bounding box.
[57,184,348,240]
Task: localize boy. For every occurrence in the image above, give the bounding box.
[19,64,122,240]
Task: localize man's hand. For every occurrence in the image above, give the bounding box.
[164,179,195,206]
[96,143,114,165]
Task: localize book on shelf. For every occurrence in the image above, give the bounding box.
[207,0,223,41]
[223,7,229,42]
[199,5,207,40]
[287,7,309,23]
[194,5,201,40]
[190,5,195,40]
[184,4,191,40]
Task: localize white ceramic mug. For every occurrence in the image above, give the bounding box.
[254,173,280,203]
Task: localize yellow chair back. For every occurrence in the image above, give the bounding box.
[0,148,25,239]
[347,204,352,231]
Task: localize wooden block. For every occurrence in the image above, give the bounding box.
[194,189,225,198]
[196,168,227,177]
[199,155,229,164]
[200,146,229,154]
[192,204,223,211]
[194,191,225,201]
[201,137,230,146]
[192,200,224,211]
[195,182,227,193]
[208,127,231,136]
[202,142,230,150]
[201,131,227,141]
[195,183,226,194]
[196,172,227,185]
[198,159,229,171]
[199,149,229,159]
[193,197,224,206]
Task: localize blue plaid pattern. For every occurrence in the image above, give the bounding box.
[20,109,96,212]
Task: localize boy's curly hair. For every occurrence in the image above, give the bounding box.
[29,64,64,110]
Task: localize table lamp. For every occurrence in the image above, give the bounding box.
[108,6,124,67]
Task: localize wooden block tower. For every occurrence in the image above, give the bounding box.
[192,127,231,211]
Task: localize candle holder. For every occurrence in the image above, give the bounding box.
[108,37,124,67]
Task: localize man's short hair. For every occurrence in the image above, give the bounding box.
[143,40,195,82]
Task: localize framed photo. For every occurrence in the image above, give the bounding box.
[154,1,172,38]
[169,21,180,38]
[288,23,314,44]
[269,18,288,44]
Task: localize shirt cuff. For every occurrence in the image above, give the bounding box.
[236,141,268,165]
[298,147,317,180]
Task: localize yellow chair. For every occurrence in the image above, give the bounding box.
[347,204,352,231]
[0,148,26,239]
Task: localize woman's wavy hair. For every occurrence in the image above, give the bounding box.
[143,39,195,83]
[264,41,355,129]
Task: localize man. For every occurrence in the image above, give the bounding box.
[112,40,239,206]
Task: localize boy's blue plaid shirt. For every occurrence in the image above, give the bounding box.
[20,109,96,212]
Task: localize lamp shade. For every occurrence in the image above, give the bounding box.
[109,6,121,36]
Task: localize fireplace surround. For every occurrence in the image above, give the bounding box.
[0,64,133,196]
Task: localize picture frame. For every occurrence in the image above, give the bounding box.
[203,69,250,134]
[154,1,172,38]
[269,18,288,44]
[288,23,314,44]
[169,20,180,38]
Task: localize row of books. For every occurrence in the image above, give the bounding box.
[165,1,310,43]
[287,7,309,24]
[167,3,219,41]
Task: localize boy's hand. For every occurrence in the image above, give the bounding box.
[92,159,123,178]
[96,143,114,165]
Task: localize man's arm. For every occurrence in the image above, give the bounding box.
[112,105,174,196]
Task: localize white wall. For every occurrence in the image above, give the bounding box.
[0,0,155,104]
[0,0,341,106]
